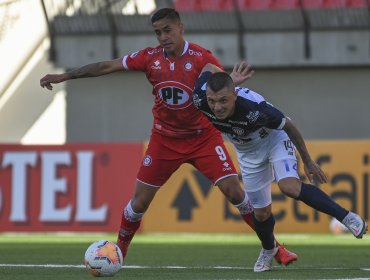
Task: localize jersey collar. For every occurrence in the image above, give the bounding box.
[163,41,189,58]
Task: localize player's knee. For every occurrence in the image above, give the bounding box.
[230,191,245,205]
[278,177,301,198]
[253,207,271,222]
[224,188,244,205]
[217,176,244,205]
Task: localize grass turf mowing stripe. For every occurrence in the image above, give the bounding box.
[1,234,369,279]
[0,233,368,245]
[1,263,370,271]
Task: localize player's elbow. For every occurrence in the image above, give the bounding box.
[100,59,123,74]
[202,63,220,74]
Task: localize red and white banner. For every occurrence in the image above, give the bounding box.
[0,144,142,232]
[1,141,369,233]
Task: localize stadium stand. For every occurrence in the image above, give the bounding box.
[241,0,274,10]
[174,0,369,11]
[270,0,300,9]
[32,0,370,145]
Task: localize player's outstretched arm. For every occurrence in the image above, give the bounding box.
[40,58,124,90]
[283,118,327,184]
[229,61,254,86]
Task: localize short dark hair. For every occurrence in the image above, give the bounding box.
[207,72,235,93]
[151,8,181,24]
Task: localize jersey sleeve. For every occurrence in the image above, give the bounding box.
[122,49,148,72]
[202,50,223,70]
[256,102,286,130]
[192,71,212,110]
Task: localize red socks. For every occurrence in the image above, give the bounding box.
[116,215,141,259]
[241,212,256,230]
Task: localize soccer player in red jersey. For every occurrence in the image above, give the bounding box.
[40,8,296,268]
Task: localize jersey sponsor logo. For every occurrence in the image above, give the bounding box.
[229,120,248,126]
[130,51,139,58]
[213,121,231,127]
[154,81,193,109]
[143,155,152,166]
[227,133,252,144]
[147,48,161,55]
[184,61,193,71]
[232,127,245,136]
[222,161,232,171]
[188,49,202,56]
[151,60,161,70]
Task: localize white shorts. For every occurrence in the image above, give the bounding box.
[236,130,300,208]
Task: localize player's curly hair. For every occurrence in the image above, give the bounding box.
[151,8,181,24]
[207,72,235,93]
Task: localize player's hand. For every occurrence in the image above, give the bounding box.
[40,74,66,90]
[229,61,255,86]
[304,160,327,184]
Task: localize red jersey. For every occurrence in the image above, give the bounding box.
[122,41,222,138]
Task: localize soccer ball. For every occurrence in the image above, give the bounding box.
[84,240,123,277]
[329,218,349,234]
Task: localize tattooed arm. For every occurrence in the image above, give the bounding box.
[40,58,123,90]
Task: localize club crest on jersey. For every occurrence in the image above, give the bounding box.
[246,111,260,123]
[154,81,193,109]
[184,61,193,71]
[143,155,152,166]
[193,93,201,108]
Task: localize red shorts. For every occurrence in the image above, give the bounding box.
[137,130,238,187]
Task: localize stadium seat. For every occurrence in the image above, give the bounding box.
[174,0,190,11]
[219,0,235,11]
[238,0,272,10]
[175,0,369,11]
[322,0,347,8]
[346,0,369,8]
[301,0,347,8]
[174,0,201,12]
[270,0,300,9]
[301,0,324,9]
[175,0,234,12]
[200,0,234,11]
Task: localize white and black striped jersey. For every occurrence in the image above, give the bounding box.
[193,71,287,145]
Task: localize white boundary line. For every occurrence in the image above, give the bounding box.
[0,263,370,271]
[0,264,369,280]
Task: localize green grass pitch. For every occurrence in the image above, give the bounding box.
[0,233,369,279]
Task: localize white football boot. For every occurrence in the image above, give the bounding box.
[253,246,278,272]
[342,212,368,239]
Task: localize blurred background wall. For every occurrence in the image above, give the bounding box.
[0,0,370,143]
